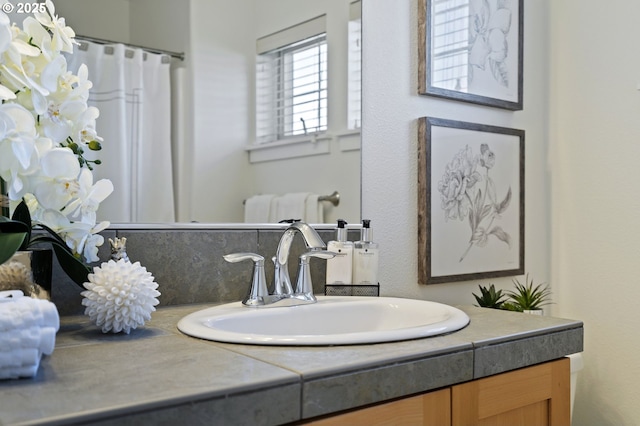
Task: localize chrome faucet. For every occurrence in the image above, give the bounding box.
[273,222,326,296]
[224,222,335,307]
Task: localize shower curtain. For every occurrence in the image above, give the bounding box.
[66,41,175,223]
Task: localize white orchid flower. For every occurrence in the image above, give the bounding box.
[27,203,105,263]
[66,168,114,224]
[1,4,111,269]
[21,16,51,52]
[61,219,109,263]
[72,105,101,147]
[0,103,39,198]
[39,99,87,143]
[0,83,16,100]
[33,0,76,53]
[31,147,81,210]
[0,11,13,54]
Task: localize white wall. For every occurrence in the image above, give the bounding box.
[188,0,255,223]
[363,0,640,423]
[550,0,640,424]
[54,0,130,42]
[362,0,550,305]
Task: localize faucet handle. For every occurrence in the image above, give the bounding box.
[302,250,337,261]
[223,252,264,264]
[294,250,337,299]
[223,253,269,306]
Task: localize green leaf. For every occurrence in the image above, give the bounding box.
[0,232,27,265]
[0,218,29,234]
[52,243,92,288]
[472,284,506,309]
[506,274,552,310]
[11,201,32,251]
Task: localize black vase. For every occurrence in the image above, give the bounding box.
[29,248,53,294]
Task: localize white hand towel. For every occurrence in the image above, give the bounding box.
[0,292,59,331]
[0,364,39,380]
[304,194,324,223]
[274,193,310,222]
[38,327,57,355]
[244,194,276,223]
[0,291,59,380]
[0,348,39,368]
[0,327,41,350]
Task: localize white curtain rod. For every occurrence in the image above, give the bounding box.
[75,35,185,61]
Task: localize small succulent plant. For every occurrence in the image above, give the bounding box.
[506,274,552,312]
[472,284,506,309]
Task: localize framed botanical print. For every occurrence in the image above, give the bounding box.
[418,117,524,284]
[418,0,524,110]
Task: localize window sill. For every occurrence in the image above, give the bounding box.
[246,130,360,163]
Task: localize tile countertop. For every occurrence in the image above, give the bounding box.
[0,303,583,426]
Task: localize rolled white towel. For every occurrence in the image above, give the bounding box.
[0,327,41,350]
[0,348,39,368]
[38,327,57,355]
[0,291,59,331]
[0,364,39,380]
[32,298,60,331]
[0,326,55,354]
[0,291,59,380]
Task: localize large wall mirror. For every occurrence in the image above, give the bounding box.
[52,0,362,225]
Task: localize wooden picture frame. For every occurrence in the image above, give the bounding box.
[418,0,524,110]
[418,117,524,284]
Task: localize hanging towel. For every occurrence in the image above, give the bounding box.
[304,194,324,223]
[273,193,310,222]
[0,290,59,380]
[244,194,276,223]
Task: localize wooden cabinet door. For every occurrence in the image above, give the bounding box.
[452,358,570,426]
[306,388,451,426]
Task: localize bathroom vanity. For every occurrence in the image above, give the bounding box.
[0,303,582,425]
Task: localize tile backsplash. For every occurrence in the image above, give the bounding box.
[53,227,352,316]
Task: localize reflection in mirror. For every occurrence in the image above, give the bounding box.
[53,0,362,225]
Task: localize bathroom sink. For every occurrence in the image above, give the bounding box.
[177,296,470,346]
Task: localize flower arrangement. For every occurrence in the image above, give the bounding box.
[0,0,112,285]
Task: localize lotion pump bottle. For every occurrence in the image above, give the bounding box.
[325,219,354,284]
[353,219,379,285]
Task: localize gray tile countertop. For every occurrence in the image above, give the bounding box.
[0,303,583,426]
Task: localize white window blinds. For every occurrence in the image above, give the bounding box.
[348,1,362,130]
[256,16,328,144]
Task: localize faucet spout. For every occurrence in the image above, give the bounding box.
[273,222,327,296]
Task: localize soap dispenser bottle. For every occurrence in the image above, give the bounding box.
[325,219,354,284]
[353,219,379,285]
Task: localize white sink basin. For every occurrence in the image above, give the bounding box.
[177,296,470,346]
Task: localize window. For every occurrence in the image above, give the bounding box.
[347,1,362,130]
[256,16,328,144]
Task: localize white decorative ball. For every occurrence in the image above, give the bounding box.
[81,259,161,334]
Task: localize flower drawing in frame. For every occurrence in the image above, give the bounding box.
[418,0,523,110]
[417,117,524,284]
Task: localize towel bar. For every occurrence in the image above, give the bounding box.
[243,191,340,206]
[318,191,340,206]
